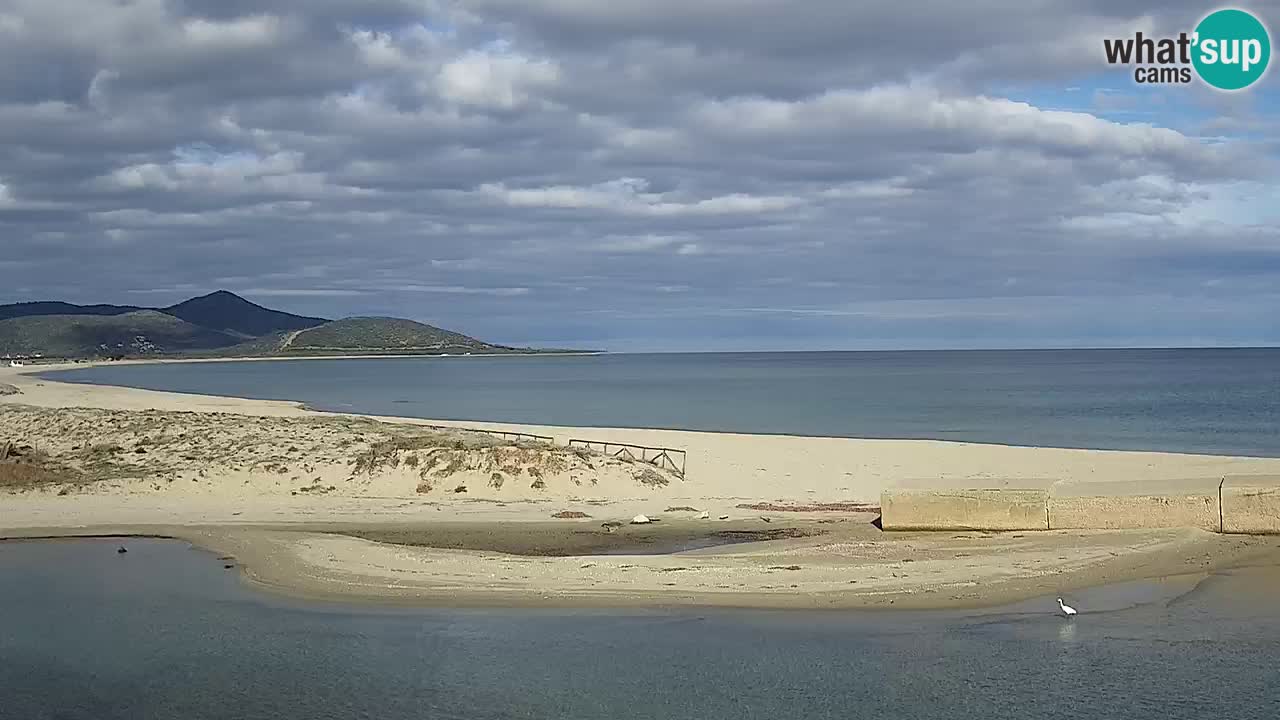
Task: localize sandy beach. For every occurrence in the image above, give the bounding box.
[4,359,1280,609]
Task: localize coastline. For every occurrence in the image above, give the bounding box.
[5,360,1280,610]
[6,523,1276,611]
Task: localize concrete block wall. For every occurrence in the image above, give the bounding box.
[1047,478,1221,532]
[881,475,1280,534]
[880,488,1049,531]
[1220,475,1280,534]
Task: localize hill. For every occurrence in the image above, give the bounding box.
[0,311,239,357]
[0,301,142,322]
[163,290,327,338]
[287,317,501,352]
[230,317,509,353]
[0,290,571,358]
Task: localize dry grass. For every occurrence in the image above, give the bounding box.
[0,444,78,489]
[0,404,683,496]
[350,433,479,475]
[637,467,669,487]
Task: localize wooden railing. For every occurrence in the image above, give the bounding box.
[567,439,686,478]
[407,424,686,476]
[421,424,554,444]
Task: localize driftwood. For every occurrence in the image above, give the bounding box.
[0,440,10,462]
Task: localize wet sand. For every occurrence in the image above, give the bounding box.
[5,518,1278,610]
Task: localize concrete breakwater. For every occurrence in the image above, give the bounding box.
[881,475,1280,533]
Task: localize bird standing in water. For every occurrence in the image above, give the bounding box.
[1058,597,1077,617]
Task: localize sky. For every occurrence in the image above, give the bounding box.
[1,0,1278,351]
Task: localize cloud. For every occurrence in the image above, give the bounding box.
[478,177,802,216]
[1,0,1277,349]
[437,48,561,109]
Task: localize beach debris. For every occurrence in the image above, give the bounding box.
[223,564,235,570]
[452,484,467,493]
[698,511,710,520]
[116,546,128,554]
[664,506,700,512]
[552,510,590,519]
[737,501,881,513]
[716,528,815,542]
[630,514,652,525]
[718,514,730,520]
[759,516,772,523]
[601,521,624,533]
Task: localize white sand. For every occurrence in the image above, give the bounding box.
[6,361,1280,510]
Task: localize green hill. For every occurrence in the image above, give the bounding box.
[0,301,142,321]
[0,311,239,357]
[281,317,511,353]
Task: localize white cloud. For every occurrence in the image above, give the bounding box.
[693,84,1222,167]
[391,284,531,296]
[436,49,561,109]
[479,177,802,216]
[182,15,283,50]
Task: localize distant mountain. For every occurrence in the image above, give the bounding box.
[163,290,327,339]
[0,301,142,321]
[0,311,238,357]
[0,290,564,359]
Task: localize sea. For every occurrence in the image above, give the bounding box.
[1,538,1278,720]
[41,348,1280,456]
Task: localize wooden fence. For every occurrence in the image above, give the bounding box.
[567,439,686,478]
[422,424,554,444]
[407,424,686,476]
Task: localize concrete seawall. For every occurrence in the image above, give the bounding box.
[1220,475,1280,535]
[1048,478,1221,532]
[880,488,1049,531]
[882,475,1280,534]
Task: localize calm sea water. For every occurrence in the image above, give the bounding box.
[43,349,1280,456]
[1,538,1278,720]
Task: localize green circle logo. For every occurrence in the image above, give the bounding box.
[1192,8,1271,90]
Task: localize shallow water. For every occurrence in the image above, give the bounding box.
[45,348,1280,456]
[1,538,1277,719]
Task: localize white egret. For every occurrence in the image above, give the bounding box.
[1057,597,1077,617]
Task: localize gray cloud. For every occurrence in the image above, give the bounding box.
[1,0,1278,349]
